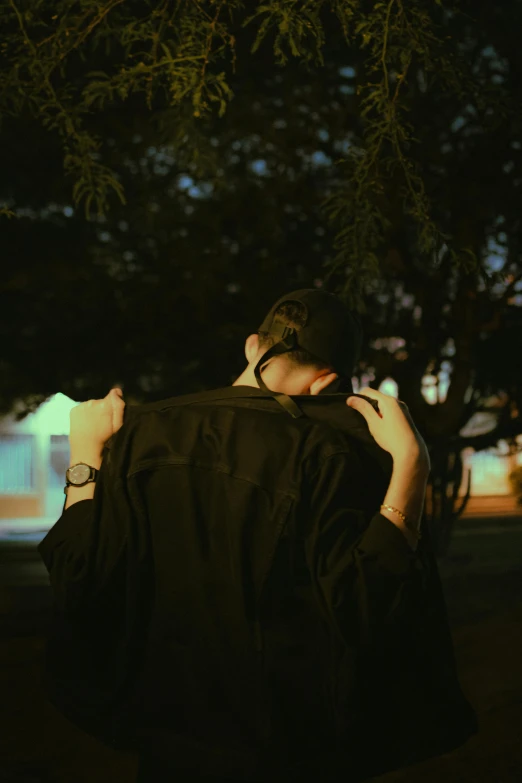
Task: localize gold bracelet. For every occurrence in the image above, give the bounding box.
[380,504,422,541]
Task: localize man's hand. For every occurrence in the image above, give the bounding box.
[69,387,126,457]
[347,387,430,469]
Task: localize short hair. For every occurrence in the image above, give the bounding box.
[257,300,334,373]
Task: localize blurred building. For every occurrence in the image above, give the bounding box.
[0,393,76,521]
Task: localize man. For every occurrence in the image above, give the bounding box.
[37,289,477,783]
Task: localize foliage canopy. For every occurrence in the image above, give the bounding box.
[2,0,519,304]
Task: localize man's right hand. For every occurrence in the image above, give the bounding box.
[347,387,431,470]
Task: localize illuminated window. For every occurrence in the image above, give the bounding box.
[0,434,35,493]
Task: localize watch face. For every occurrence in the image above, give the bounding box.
[68,464,91,484]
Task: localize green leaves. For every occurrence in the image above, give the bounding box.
[243,0,326,67]
[69,158,126,219]
[1,0,518,290]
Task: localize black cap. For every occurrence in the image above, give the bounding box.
[253,288,363,418]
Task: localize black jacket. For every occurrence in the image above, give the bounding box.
[37,386,478,783]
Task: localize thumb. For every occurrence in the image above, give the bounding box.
[346,396,382,424]
[109,387,125,408]
[110,388,125,432]
[346,394,375,417]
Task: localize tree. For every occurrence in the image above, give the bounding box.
[1,0,522,555]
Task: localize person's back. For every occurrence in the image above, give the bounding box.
[118,387,391,779]
[37,289,478,783]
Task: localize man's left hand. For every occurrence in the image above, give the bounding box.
[69,387,126,456]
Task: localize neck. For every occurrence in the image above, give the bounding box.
[233,362,312,396]
[232,369,258,389]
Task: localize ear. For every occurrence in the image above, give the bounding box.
[309,372,338,396]
[245,333,260,364]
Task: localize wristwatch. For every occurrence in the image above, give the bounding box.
[64,463,100,494]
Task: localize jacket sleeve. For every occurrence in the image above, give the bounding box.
[304,449,479,773]
[304,450,423,652]
[36,421,148,615]
[35,418,155,745]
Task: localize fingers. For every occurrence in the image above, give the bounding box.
[346,394,382,420]
[357,387,408,409]
[347,387,410,422]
